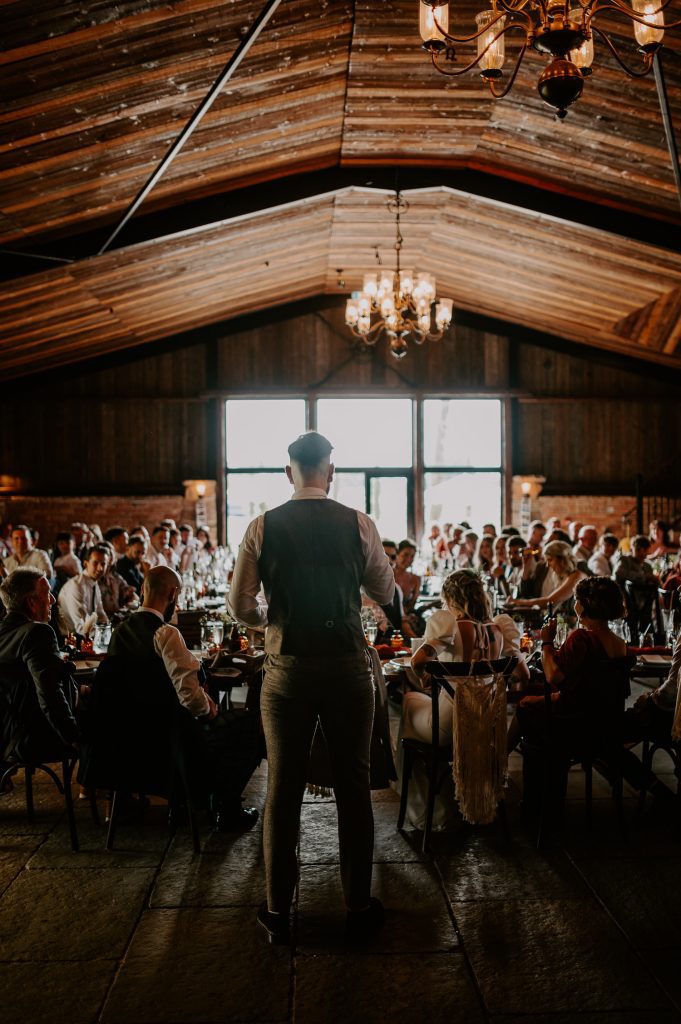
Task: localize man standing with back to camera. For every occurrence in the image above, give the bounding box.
[229,431,395,944]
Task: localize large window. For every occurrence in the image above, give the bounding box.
[225,396,503,547]
[423,399,502,529]
[225,399,305,546]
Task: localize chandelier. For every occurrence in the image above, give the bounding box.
[419,0,680,118]
[344,192,453,359]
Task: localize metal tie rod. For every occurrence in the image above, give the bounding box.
[98,0,283,255]
[653,50,681,216]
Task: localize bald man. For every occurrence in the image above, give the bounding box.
[107,565,259,831]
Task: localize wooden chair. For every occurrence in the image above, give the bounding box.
[0,755,80,851]
[397,656,517,854]
[527,654,636,847]
[79,656,203,853]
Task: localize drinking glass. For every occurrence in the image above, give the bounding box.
[210,621,224,649]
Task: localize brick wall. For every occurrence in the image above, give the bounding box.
[0,495,186,547]
[511,491,637,538]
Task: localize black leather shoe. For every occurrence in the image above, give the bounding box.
[257,903,291,945]
[346,897,385,940]
[213,806,259,833]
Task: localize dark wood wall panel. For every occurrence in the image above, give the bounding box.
[3,303,681,495]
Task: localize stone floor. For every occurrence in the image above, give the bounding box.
[1,679,680,1024]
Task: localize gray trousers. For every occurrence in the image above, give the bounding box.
[260,651,375,913]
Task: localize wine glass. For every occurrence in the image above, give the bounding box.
[210,621,224,649]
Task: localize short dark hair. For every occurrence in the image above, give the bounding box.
[12,524,30,534]
[502,525,521,536]
[632,534,651,550]
[55,531,73,543]
[602,533,619,548]
[397,538,417,552]
[529,520,546,532]
[127,536,145,549]
[288,431,333,466]
[575,577,625,621]
[152,526,168,537]
[551,529,571,544]
[0,567,44,614]
[382,539,397,549]
[104,527,127,542]
[84,544,110,563]
[179,523,193,533]
[508,536,525,550]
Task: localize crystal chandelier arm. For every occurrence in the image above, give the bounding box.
[487,42,529,97]
[431,23,528,77]
[590,22,657,73]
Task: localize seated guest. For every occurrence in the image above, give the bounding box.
[649,519,678,558]
[526,519,547,554]
[545,516,562,532]
[475,534,495,573]
[394,539,421,616]
[57,544,109,636]
[146,526,174,569]
[456,530,478,569]
[501,524,521,537]
[51,532,82,589]
[614,534,656,587]
[117,536,146,595]
[481,523,497,538]
[195,526,215,566]
[422,522,448,564]
[398,571,506,829]
[178,524,199,572]
[589,533,619,577]
[0,568,79,764]
[99,542,137,619]
[567,520,583,544]
[381,539,415,638]
[505,536,528,592]
[508,540,586,612]
[491,535,510,597]
[621,633,680,796]
[3,525,52,578]
[546,528,571,544]
[573,525,598,568]
[108,566,259,830]
[70,522,90,562]
[661,554,681,597]
[103,527,129,560]
[509,577,628,758]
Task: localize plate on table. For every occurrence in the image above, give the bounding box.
[388,655,413,669]
[74,660,100,672]
[639,654,672,666]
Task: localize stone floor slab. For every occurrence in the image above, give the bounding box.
[101,908,290,1024]
[574,857,681,951]
[453,897,670,1014]
[0,836,42,893]
[27,814,169,869]
[0,866,156,960]
[151,842,265,908]
[0,960,117,1024]
[296,861,458,953]
[299,801,425,864]
[293,951,483,1023]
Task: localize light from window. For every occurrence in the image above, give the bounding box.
[225,399,306,468]
[424,399,501,468]
[424,471,502,532]
[226,471,294,548]
[317,398,412,468]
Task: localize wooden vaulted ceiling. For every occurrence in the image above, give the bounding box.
[1,0,680,376]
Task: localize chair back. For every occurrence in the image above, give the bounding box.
[624,581,662,643]
[78,655,206,799]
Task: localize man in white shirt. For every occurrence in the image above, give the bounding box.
[588,534,619,577]
[146,526,176,569]
[108,566,259,829]
[573,525,598,566]
[229,431,394,945]
[2,525,52,578]
[57,545,109,635]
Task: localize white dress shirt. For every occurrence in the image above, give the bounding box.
[588,551,612,577]
[137,606,210,717]
[57,572,108,634]
[3,548,53,577]
[228,487,395,639]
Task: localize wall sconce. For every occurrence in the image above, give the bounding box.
[196,482,207,499]
[521,480,532,497]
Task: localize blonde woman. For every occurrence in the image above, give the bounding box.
[396,571,506,828]
[506,539,585,613]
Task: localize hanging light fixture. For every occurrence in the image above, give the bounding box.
[345,192,453,359]
[419,0,679,118]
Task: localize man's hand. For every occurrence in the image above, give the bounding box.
[205,694,219,720]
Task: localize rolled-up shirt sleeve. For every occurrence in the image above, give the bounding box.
[153,623,210,717]
[357,513,395,606]
[228,517,269,629]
